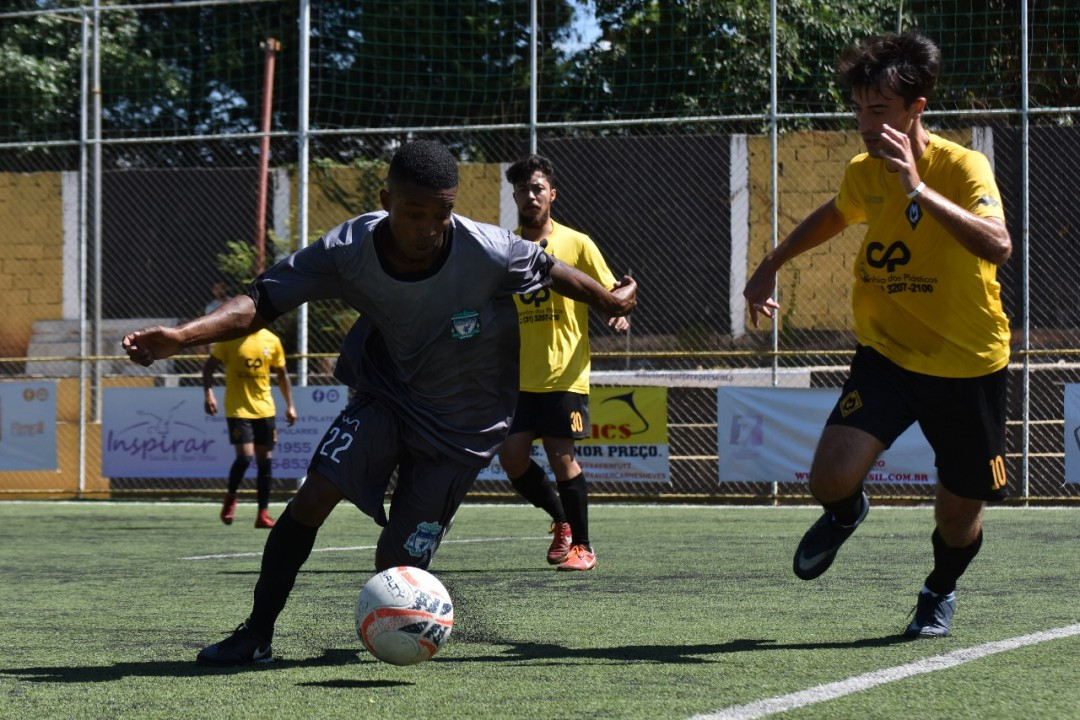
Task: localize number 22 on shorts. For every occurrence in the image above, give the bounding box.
[319,424,354,463]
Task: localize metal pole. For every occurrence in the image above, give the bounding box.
[91,0,102,423]
[529,0,537,154]
[769,0,779,504]
[255,38,280,277]
[78,10,90,496]
[297,0,311,386]
[1020,0,1031,500]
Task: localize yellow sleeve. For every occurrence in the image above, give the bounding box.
[270,336,286,369]
[577,235,618,289]
[833,160,866,226]
[954,151,1006,221]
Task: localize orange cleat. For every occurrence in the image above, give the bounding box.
[546,521,573,565]
[255,509,275,529]
[220,494,238,526]
[556,544,596,572]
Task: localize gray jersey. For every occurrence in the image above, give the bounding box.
[250,211,555,466]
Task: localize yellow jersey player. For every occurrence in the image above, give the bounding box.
[744,32,1011,639]
[499,155,630,571]
[203,327,297,528]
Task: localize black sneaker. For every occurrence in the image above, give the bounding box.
[904,589,956,638]
[196,623,273,666]
[792,491,869,580]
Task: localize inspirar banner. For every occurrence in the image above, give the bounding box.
[102,386,348,478]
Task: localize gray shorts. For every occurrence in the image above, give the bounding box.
[308,393,480,569]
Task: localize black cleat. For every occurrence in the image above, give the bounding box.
[196,623,273,666]
[904,590,956,638]
[792,492,869,580]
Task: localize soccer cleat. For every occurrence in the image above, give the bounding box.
[220,494,238,525]
[556,544,597,571]
[255,509,275,529]
[546,521,573,565]
[904,589,956,638]
[196,623,273,666]
[792,491,869,580]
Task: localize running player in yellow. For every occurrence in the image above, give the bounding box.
[203,328,297,529]
[499,155,630,572]
[743,32,1012,638]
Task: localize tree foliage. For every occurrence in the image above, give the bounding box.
[0,0,1077,167]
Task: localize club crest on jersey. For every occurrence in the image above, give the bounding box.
[906,200,922,230]
[405,521,442,557]
[450,310,480,340]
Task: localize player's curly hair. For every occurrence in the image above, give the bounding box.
[387,140,458,190]
[505,154,557,188]
[837,32,941,107]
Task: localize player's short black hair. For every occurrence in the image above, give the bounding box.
[387,140,458,190]
[837,32,941,106]
[505,154,557,188]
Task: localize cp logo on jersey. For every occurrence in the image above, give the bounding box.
[519,288,550,308]
[866,241,911,272]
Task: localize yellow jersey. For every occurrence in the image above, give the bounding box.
[834,133,1010,377]
[514,220,618,393]
[210,328,286,418]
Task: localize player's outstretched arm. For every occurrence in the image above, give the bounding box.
[743,199,847,327]
[202,356,222,415]
[549,261,636,317]
[275,365,298,426]
[123,295,267,367]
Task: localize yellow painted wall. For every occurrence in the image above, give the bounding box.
[0,173,64,357]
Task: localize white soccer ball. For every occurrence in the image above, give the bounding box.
[355,566,454,666]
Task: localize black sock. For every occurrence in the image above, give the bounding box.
[822,484,865,526]
[256,458,273,509]
[227,455,252,495]
[924,528,983,596]
[558,472,589,548]
[509,461,566,523]
[247,503,318,641]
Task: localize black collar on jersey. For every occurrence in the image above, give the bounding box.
[372,217,454,281]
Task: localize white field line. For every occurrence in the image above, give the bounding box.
[180,535,551,561]
[692,623,1080,720]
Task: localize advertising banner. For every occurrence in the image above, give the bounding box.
[479,386,670,483]
[717,386,936,484]
[103,386,348,478]
[0,381,57,471]
[1065,384,1080,483]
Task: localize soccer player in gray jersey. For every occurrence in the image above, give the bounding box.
[122,140,637,666]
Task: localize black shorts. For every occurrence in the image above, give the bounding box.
[509,391,590,439]
[826,345,1009,502]
[308,393,478,569]
[226,417,277,447]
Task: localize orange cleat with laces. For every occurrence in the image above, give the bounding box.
[556,544,596,571]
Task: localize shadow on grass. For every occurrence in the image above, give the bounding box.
[448,634,911,665]
[0,648,384,683]
[299,679,412,689]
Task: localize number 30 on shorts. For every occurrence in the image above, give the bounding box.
[318,426,354,463]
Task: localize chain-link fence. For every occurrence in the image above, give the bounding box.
[0,1,1077,502]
